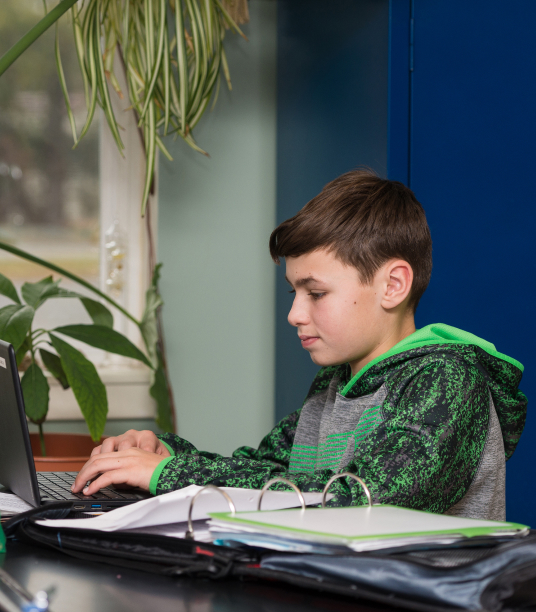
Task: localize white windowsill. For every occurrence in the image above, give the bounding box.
[46,366,156,421]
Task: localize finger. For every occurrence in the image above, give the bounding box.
[139,432,159,453]
[117,437,137,451]
[90,445,103,457]
[76,456,125,494]
[72,457,97,492]
[72,452,124,492]
[100,437,120,454]
[157,442,171,457]
[82,468,134,496]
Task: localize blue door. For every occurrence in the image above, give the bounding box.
[401,0,536,524]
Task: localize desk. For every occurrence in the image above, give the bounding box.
[0,540,392,612]
[3,540,536,612]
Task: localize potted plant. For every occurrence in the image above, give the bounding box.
[0,242,172,470]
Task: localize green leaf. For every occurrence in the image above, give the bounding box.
[21,363,50,425]
[0,273,21,304]
[21,277,58,308]
[139,285,163,369]
[22,278,108,318]
[55,21,78,144]
[49,333,107,442]
[44,287,82,300]
[152,262,162,287]
[53,324,152,368]
[80,298,113,328]
[40,348,69,390]
[0,304,35,351]
[16,335,31,367]
[150,352,174,432]
[0,0,78,79]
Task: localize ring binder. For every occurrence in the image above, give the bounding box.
[321,472,372,508]
[258,478,306,511]
[185,485,236,539]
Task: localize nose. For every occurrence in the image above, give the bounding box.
[288,294,309,328]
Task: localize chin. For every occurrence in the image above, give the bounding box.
[309,354,346,368]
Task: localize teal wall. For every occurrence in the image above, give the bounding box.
[157,0,277,456]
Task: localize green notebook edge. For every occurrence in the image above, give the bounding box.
[208,504,530,542]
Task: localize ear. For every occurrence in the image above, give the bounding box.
[380,260,414,310]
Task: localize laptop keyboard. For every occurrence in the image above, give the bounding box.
[37,471,142,501]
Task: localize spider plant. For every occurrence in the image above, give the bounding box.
[0,0,248,215]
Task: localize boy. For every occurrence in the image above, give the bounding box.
[73,170,527,520]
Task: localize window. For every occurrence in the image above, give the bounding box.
[0,0,155,419]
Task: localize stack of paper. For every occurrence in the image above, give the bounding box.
[208,505,529,553]
[36,485,328,541]
[0,492,33,518]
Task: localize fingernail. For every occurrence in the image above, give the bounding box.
[83,487,89,494]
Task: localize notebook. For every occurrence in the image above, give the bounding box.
[208,505,530,553]
[0,339,149,511]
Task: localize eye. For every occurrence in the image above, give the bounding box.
[288,289,295,294]
[309,292,325,300]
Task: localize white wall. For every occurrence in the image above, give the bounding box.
[157,0,277,455]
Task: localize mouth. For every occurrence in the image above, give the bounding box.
[299,334,319,348]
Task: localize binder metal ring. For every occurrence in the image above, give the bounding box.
[258,477,306,511]
[322,472,372,508]
[185,485,236,539]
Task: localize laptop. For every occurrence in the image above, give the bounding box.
[0,339,150,511]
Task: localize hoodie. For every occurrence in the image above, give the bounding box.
[154,324,527,520]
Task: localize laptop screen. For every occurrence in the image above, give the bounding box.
[0,340,41,506]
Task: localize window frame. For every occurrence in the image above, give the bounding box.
[48,64,157,421]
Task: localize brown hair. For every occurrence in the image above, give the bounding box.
[269,169,432,311]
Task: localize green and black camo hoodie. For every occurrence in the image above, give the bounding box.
[153,324,527,520]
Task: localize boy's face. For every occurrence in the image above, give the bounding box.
[285,249,410,376]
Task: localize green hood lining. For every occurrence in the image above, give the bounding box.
[341,323,524,397]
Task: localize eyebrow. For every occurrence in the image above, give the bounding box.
[284,275,322,288]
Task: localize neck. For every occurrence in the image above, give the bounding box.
[349,314,416,377]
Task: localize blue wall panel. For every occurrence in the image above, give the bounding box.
[407,0,536,524]
[387,0,411,184]
[276,0,390,422]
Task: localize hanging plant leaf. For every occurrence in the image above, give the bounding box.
[40,348,70,390]
[49,333,107,442]
[80,298,114,328]
[0,273,21,304]
[53,324,152,368]
[21,363,50,425]
[49,0,247,214]
[0,304,35,351]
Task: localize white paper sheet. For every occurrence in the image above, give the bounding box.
[0,492,34,516]
[125,520,212,542]
[36,485,327,531]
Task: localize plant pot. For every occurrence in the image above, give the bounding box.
[30,433,106,472]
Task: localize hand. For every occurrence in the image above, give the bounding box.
[90,429,171,458]
[72,448,169,495]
